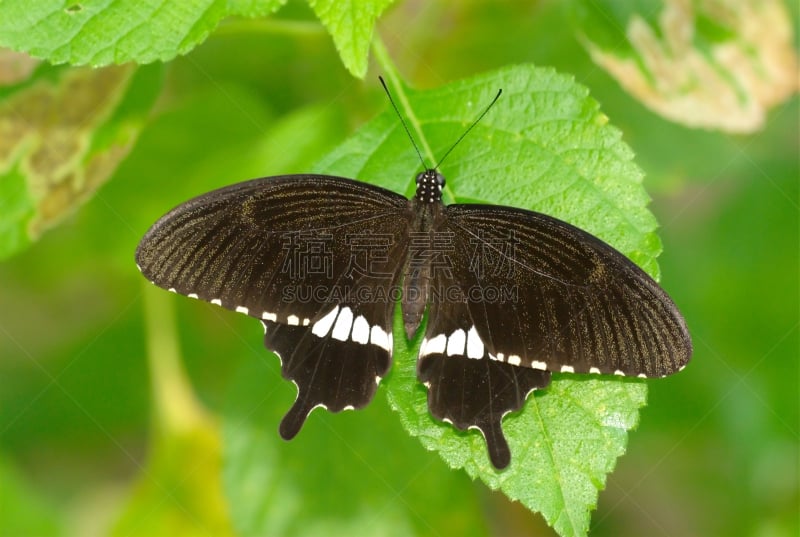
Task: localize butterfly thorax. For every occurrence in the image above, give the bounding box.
[414,169,445,204]
[402,170,448,339]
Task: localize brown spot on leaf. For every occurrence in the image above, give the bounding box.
[0,49,39,86]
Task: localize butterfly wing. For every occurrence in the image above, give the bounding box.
[443,204,692,377]
[418,203,691,468]
[417,299,552,469]
[136,175,410,436]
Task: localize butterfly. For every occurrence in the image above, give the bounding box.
[135,80,692,469]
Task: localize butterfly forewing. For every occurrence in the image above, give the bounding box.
[136,175,408,319]
[136,175,411,433]
[441,204,692,378]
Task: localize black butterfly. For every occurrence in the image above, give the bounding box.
[135,83,691,469]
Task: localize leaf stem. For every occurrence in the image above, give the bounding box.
[142,283,207,434]
[215,19,326,37]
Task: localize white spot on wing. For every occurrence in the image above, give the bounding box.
[352,315,370,344]
[637,373,648,379]
[421,334,446,356]
[211,298,222,306]
[312,306,339,338]
[589,367,601,374]
[466,326,484,359]
[508,355,522,366]
[529,359,545,369]
[287,314,299,326]
[560,365,575,373]
[168,288,177,293]
[235,306,249,315]
[370,325,391,351]
[262,311,277,322]
[446,329,466,356]
[614,370,626,376]
[188,293,199,299]
[302,318,310,326]
[331,306,354,341]
[522,385,541,398]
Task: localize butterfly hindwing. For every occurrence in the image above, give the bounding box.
[417,296,552,469]
[264,301,395,439]
[136,175,410,434]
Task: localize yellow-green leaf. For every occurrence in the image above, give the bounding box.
[568,0,799,132]
[0,62,162,259]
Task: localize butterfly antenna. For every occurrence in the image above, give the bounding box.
[435,88,502,169]
[379,75,428,170]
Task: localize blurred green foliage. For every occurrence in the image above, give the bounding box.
[0,1,797,536]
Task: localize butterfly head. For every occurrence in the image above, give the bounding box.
[415,169,445,204]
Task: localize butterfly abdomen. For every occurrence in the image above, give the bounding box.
[401,194,448,339]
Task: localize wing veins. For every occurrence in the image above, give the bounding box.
[448,216,595,290]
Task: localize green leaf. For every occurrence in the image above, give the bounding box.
[315,64,657,537]
[566,0,799,132]
[0,0,389,78]
[0,0,286,66]
[0,0,393,78]
[0,62,162,259]
[0,167,35,258]
[308,0,395,78]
